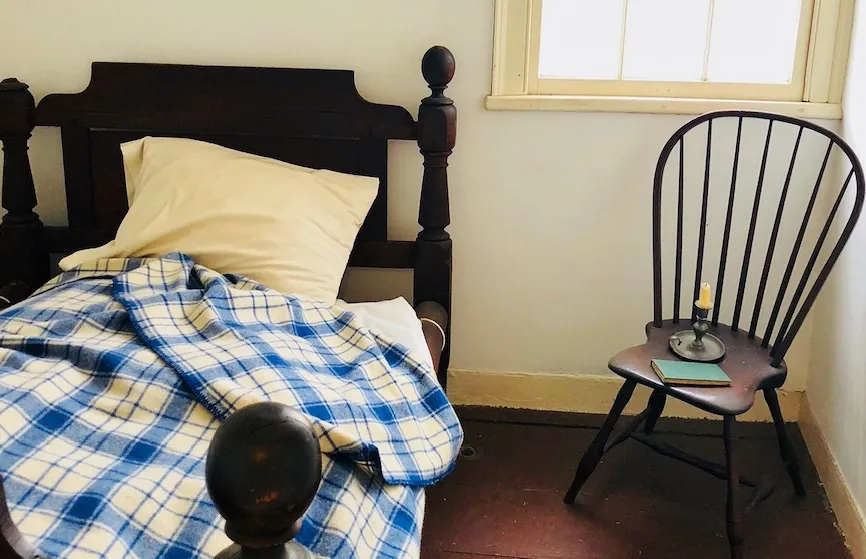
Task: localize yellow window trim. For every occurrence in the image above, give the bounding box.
[485,94,842,119]
[490,0,854,119]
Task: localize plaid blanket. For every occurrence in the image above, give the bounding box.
[0,253,462,558]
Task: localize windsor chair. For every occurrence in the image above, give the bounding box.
[563,111,864,559]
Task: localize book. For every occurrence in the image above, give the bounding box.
[650,359,731,387]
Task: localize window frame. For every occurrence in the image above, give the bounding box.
[488,0,854,118]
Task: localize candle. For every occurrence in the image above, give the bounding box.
[697,282,713,309]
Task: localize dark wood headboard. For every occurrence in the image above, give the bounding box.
[0,46,456,384]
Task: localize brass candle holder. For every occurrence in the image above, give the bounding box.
[668,302,726,363]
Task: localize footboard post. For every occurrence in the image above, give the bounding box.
[0,79,47,293]
[415,46,456,389]
[206,402,322,559]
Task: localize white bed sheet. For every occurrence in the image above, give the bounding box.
[337,297,436,373]
[337,297,433,368]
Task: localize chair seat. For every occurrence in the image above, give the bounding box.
[608,320,787,416]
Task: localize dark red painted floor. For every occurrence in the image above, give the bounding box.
[421,407,851,559]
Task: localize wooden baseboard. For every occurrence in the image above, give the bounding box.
[799,395,866,558]
[447,369,802,423]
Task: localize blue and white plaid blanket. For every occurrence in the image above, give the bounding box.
[0,253,462,558]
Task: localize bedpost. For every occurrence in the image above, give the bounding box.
[206,402,322,559]
[0,79,47,293]
[415,45,456,389]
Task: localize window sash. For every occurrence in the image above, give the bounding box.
[526,0,815,101]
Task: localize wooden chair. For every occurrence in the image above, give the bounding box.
[563,111,865,559]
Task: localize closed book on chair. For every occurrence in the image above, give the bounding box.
[650,359,731,387]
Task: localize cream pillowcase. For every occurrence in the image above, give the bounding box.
[59,137,379,304]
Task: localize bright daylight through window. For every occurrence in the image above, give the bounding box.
[489,0,853,117]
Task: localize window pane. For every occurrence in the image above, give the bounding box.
[622,0,711,81]
[538,0,625,79]
[707,0,802,83]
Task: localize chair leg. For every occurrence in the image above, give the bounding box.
[763,388,806,496]
[564,379,636,504]
[724,415,745,559]
[644,389,667,435]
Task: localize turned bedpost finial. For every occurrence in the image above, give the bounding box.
[417,45,456,241]
[0,78,46,290]
[206,402,322,559]
[421,46,456,102]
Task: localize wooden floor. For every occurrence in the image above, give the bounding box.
[421,407,851,559]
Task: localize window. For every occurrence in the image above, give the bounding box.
[489,0,854,118]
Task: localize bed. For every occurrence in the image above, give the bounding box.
[0,46,459,558]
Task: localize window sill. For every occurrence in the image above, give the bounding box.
[484,94,842,120]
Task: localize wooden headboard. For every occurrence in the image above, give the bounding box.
[0,46,456,384]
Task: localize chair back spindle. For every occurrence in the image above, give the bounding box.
[692,121,713,322]
[762,140,833,348]
[732,120,774,332]
[712,117,743,326]
[749,126,802,339]
[673,139,685,324]
[771,168,857,360]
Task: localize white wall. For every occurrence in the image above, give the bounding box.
[0,0,835,390]
[807,0,866,520]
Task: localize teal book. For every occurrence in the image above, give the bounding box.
[650,359,731,387]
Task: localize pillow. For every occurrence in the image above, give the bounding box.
[59,137,379,304]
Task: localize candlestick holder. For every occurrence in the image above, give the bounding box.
[668,303,726,362]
